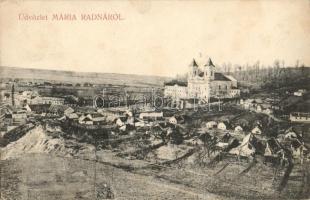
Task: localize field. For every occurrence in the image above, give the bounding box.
[0,66,169,87]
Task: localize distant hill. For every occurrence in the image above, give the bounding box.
[229,67,310,90]
[0,66,170,87]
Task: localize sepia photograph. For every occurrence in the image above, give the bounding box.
[0,0,309,199]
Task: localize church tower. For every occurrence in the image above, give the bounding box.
[188,58,199,79]
[203,58,215,80]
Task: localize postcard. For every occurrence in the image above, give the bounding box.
[0,0,309,199]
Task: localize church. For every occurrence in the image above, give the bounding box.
[164,57,240,101]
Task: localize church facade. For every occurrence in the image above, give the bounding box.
[164,57,240,101]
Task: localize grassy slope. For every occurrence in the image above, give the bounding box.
[0,153,223,200]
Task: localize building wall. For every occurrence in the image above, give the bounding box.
[187,80,210,99]
[164,85,187,99]
[210,81,232,96]
[30,96,64,105]
[290,113,310,122]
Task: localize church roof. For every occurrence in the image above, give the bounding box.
[197,71,231,81]
[204,58,215,67]
[225,75,237,82]
[214,73,231,81]
[189,59,198,67]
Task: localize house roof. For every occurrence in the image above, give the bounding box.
[175,115,185,121]
[291,139,303,149]
[266,138,283,155]
[28,104,50,111]
[67,113,79,119]
[164,80,188,87]
[49,105,69,113]
[92,117,106,122]
[89,113,104,118]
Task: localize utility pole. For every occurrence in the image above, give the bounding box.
[11,84,15,107]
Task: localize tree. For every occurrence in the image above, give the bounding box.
[199,132,217,158]
[78,97,86,106]
[295,59,300,68]
[169,126,183,145]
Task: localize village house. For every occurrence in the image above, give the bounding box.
[234,125,243,132]
[78,113,106,125]
[5,109,28,124]
[263,108,273,115]
[216,133,239,149]
[67,113,79,120]
[285,131,298,139]
[206,121,217,129]
[168,115,185,125]
[12,110,27,119]
[243,99,254,110]
[168,116,177,125]
[115,117,126,127]
[264,138,283,158]
[79,116,93,125]
[290,139,308,162]
[256,105,262,113]
[28,104,50,114]
[22,90,39,98]
[48,105,74,116]
[229,133,256,157]
[30,96,65,105]
[139,111,163,120]
[98,108,125,122]
[21,104,32,113]
[217,122,227,130]
[126,116,135,126]
[293,89,306,97]
[251,126,262,135]
[134,118,147,127]
[290,112,310,123]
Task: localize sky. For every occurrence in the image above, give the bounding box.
[0,0,309,77]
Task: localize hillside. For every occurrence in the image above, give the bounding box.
[229,67,310,90]
[0,66,170,87]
